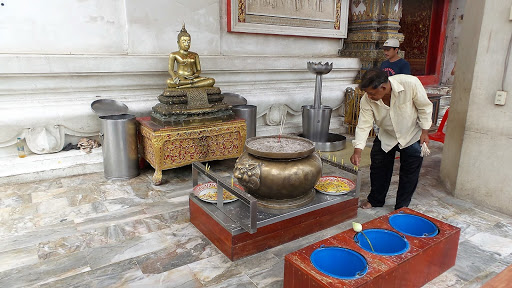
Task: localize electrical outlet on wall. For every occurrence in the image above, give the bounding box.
[495,90,507,105]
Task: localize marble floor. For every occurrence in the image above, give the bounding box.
[1,140,511,288]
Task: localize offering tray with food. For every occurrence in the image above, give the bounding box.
[193,182,242,204]
[315,176,356,195]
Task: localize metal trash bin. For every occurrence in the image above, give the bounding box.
[232,104,257,139]
[302,104,332,142]
[91,99,139,179]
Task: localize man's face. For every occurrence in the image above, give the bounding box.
[364,85,387,101]
[383,47,398,60]
[178,36,191,51]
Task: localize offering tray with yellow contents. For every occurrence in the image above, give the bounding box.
[315,176,356,196]
[193,182,242,204]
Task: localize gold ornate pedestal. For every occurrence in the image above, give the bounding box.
[138,117,246,185]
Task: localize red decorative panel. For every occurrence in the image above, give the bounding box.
[399,0,433,75]
[401,0,450,86]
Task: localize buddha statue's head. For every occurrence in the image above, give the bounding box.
[177,24,191,51]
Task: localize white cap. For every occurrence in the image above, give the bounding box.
[383,38,400,48]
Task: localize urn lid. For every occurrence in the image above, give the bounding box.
[245,135,315,159]
[91,99,129,117]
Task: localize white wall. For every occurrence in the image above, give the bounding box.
[0,0,341,56]
[0,0,128,54]
[0,0,357,159]
[124,0,222,55]
[441,0,512,216]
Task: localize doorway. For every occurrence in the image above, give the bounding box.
[399,0,449,85]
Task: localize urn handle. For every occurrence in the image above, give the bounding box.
[233,157,261,190]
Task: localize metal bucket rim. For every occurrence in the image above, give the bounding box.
[302,104,332,110]
[232,104,257,109]
[99,114,136,120]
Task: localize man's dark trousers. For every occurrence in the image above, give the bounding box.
[367,136,423,210]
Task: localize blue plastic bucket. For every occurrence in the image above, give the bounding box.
[310,245,368,279]
[354,229,409,256]
[389,213,439,237]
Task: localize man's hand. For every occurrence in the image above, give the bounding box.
[420,129,430,146]
[350,148,363,166]
[173,77,180,84]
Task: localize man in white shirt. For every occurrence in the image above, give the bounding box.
[350,68,433,210]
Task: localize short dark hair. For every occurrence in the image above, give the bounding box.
[359,68,389,89]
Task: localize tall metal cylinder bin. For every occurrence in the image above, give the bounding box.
[302,105,332,142]
[232,105,257,139]
[99,114,139,179]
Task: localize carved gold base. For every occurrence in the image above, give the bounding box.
[138,117,246,185]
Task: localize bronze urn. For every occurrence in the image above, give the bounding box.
[233,135,322,209]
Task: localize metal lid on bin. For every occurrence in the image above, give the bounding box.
[91,99,129,116]
[222,93,247,106]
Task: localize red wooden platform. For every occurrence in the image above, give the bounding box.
[284,208,460,287]
[189,197,358,261]
[482,264,512,288]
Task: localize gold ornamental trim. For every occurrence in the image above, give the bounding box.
[238,0,246,23]
[345,31,404,42]
[351,10,378,22]
[380,0,402,20]
[334,0,341,30]
[151,136,166,148]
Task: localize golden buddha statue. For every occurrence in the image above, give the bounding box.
[152,24,233,126]
[167,24,215,89]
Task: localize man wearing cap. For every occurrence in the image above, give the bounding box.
[350,68,432,210]
[380,38,411,76]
